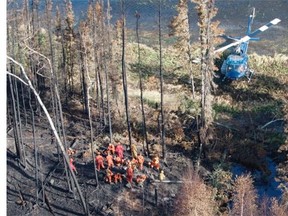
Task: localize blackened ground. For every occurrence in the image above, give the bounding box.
[6,117,193,216]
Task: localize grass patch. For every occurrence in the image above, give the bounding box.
[179,96,200,115]
[251,101,283,119]
[213,103,242,118]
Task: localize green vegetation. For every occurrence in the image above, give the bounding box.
[213,103,242,118]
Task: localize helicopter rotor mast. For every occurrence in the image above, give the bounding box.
[214,18,281,54]
[247,7,255,35]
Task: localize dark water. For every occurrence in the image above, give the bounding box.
[10,0,284,54]
[66,0,288,54]
[232,158,282,200]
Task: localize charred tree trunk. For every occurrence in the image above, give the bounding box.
[20,82,27,126]
[193,0,218,169]
[121,0,132,149]
[158,0,166,160]
[28,88,39,204]
[135,12,148,154]
[104,62,112,141]
[8,73,22,160]
[106,0,113,142]
[79,23,99,186]
[80,48,89,114]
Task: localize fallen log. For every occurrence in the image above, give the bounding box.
[44,192,55,216]
[16,184,27,207]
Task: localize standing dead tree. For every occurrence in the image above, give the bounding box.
[102,0,113,142]
[231,174,258,216]
[105,0,113,142]
[7,56,88,215]
[63,0,76,101]
[193,0,221,168]
[158,0,166,160]
[169,0,195,98]
[79,20,99,186]
[135,11,149,154]
[121,0,132,149]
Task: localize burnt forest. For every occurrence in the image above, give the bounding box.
[6,0,288,215]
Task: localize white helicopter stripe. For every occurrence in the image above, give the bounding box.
[271,18,281,25]
[241,35,251,42]
[259,25,269,32]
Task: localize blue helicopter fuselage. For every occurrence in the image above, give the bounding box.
[221,54,249,80]
[220,11,253,80]
[220,43,249,80]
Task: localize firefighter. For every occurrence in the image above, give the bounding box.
[131,143,138,159]
[106,152,114,168]
[95,152,105,171]
[69,157,78,175]
[159,169,165,181]
[105,168,113,184]
[114,155,123,167]
[126,164,134,186]
[107,143,115,155]
[149,156,160,170]
[67,147,76,156]
[113,173,123,184]
[136,174,147,187]
[115,143,124,159]
[136,152,144,170]
[131,158,138,170]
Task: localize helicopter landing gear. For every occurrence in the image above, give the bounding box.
[246,69,254,82]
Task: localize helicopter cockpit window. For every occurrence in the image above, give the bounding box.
[235,64,246,72]
[227,64,246,72]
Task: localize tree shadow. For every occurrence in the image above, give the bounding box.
[211,72,287,176]
[214,73,286,102]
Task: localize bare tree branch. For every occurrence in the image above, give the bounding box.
[6,71,28,85]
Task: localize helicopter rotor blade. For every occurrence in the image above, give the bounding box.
[214,36,250,53]
[218,34,240,42]
[214,18,281,54]
[248,18,281,37]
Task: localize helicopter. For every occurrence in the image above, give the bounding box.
[214,8,281,82]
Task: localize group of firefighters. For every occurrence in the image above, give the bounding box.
[67,141,164,187]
